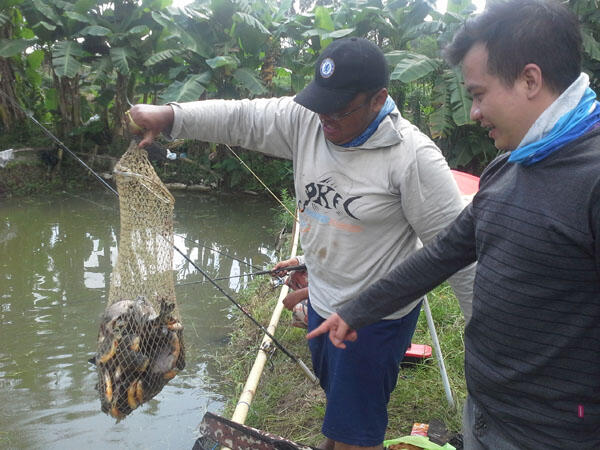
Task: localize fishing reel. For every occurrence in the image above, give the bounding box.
[270,276,286,288]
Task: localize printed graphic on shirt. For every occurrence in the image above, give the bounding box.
[297,172,364,233]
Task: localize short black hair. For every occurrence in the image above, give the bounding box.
[443,0,582,94]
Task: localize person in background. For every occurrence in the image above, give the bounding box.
[307,1,600,448]
[127,37,474,450]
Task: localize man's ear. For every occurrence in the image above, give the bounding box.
[370,88,388,113]
[521,64,544,100]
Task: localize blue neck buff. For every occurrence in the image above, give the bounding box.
[509,88,600,166]
[340,95,396,148]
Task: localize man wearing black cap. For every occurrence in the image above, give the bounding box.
[129,37,474,450]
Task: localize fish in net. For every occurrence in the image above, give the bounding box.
[91,141,185,420]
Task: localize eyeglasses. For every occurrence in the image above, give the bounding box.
[322,99,370,121]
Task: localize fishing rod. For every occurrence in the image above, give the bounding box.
[172,246,316,382]
[176,264,306,286]
[224,144,297,221]
[1,88,317,383]
[174,233,265,272]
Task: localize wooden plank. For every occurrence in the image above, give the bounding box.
[196,412,318,450]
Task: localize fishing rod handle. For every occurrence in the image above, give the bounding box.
[297,359,318,384]
[270,264,306,274]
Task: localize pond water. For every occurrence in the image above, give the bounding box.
[0,190,280,449]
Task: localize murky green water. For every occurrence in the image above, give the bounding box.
[0,190,279,449]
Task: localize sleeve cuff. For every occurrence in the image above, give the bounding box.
[165,102,183,139]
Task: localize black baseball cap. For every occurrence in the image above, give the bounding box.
[294,37,389,114]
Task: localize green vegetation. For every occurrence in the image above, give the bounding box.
[212,264,466,447]
[3,0,599,197]
[270,188,297,232]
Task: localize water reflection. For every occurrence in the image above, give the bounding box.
[0,191,277,449]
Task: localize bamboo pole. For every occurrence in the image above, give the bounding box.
[229,217,301,425]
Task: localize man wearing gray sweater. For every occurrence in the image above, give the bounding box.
[128,38,474,450]
[308,1,600,448]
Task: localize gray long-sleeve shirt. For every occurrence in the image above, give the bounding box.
[168,97,474,322]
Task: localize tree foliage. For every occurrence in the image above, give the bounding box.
[1,0,599,183]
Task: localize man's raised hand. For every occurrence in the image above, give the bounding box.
[306,313,358,349]
[127,104,174,148]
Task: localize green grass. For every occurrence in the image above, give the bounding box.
[211,268,467,447]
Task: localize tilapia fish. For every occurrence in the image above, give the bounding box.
[92,297,185,420]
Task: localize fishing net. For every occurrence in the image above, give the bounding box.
[92,140,185,421]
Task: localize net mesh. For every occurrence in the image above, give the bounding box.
[93,141,185,421]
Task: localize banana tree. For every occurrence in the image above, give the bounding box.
[143,0,282,102]
[77,0,171,140]
[18,0,93,137]
[145,3,216,103]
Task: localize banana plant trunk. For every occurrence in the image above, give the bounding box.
[51,71,81,174]
[52,71,81,138]
[0,57,25,131]
[113,72,129,139]
[0,23,25,131]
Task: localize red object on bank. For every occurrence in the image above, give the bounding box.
[404,343,432,360]
[451,169,480,196]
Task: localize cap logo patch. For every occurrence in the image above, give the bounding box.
[320,58,335,78]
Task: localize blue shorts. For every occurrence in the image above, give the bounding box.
[307,301,422,446]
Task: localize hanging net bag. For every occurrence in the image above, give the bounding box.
[92,140,185,420]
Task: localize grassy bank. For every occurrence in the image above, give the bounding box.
[211,242,467,447]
